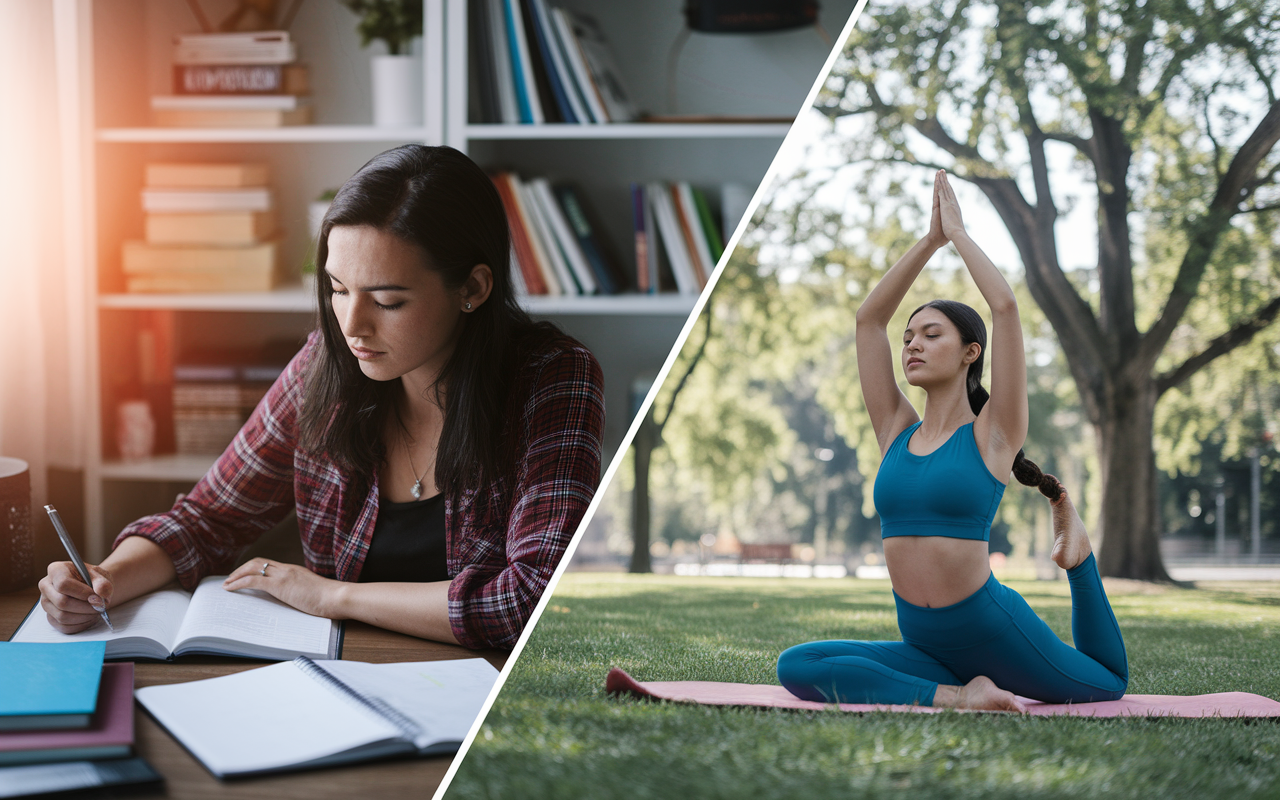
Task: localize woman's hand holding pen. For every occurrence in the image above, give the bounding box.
[223,560,343,619]
[38,561,114,634]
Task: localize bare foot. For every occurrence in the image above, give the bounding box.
[933,675,1026,713]
[1049,487,1093,570]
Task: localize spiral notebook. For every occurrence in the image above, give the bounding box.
[134,656,500,778]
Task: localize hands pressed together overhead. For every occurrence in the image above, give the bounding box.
[926,169,966,247]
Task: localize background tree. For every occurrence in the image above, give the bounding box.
[815,0,1280,579]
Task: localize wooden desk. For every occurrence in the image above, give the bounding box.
[2,588,507,799]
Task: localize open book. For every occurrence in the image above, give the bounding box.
[11,576,341,661]
[134,656,501,778]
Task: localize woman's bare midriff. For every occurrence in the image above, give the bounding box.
[883,536,992,608]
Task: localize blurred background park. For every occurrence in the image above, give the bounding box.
[572,0,1280,585]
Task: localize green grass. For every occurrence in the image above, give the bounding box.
[445,575,1280,799]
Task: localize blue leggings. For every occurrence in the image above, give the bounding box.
[776,554,1127,705]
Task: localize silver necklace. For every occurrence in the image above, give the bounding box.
[401,430,430,499]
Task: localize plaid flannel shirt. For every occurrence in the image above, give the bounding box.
[115,330,604,649]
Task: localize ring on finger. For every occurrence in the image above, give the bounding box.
[260,561,269,577]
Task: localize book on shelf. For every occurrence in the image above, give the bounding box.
[11,576,342,662]
[135,656,500,778]
[145,162,268,188]
[152,94,307,112]
[173,30,297,65]
[122,241,278,274]
[153,105,313,128]
[472,2,634,124]
[0,643,105,732]
[174,63,309,95]
[146,211,277,246]
[141,187,272,213]
[0,663,134,766]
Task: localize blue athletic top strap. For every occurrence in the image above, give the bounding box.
[873,420,1006,542]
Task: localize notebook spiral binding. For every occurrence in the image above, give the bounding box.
[292,656,424,745]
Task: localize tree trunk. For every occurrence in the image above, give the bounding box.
[629,410,655,573]
[1093,374,1172,581]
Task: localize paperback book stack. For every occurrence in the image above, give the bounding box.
[173,359,284,455]
[154,30,311,127]
[491,173,626,296]
[123,162,281,294]
[630,182,726,295]
[470,0,636,124]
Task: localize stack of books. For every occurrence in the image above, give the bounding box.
[154,30,311,127]
[470,0,635,124]
[173,359,284,455]
[492,173,626,296]
[123,162,282,293]
[0,643,136,767]
[631,182,725,295]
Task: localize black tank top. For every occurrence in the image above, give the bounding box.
[359,493,449,583]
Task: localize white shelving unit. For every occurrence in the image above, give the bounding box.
[58,0,855,557]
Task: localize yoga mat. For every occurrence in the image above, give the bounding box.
[606,668,1280,718]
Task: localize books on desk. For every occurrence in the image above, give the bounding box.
[0,663,135,766]
[11,576,341,662]
[135,656,501,778]
[0,643,105,731]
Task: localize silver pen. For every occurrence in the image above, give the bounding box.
[44,505,113,632]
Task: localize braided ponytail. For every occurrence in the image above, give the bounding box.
[910,300,1063,502]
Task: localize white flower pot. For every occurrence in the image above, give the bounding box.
[371,54,423,128]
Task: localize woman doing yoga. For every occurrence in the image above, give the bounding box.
[776,170,1128,712]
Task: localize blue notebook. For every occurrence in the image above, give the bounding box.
[0,642,106,731]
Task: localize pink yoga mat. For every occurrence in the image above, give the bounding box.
[606,668,1280,718]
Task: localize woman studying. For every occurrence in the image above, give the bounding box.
[776,171,1127,711]
[38,145,605,650]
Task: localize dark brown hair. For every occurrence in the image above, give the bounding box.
[297,145,557,496]
[908,299,1063,501]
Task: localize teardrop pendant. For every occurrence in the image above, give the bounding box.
[411,480,423,500]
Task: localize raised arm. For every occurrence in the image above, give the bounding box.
[855,182,946,453]
[935,171,1027,466]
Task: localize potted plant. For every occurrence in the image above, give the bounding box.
[338,0,424,127]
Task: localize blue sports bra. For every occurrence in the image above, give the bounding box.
[872,421,1006,542]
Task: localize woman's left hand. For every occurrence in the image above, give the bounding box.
[936,170,966,240]
[223,560,343,619]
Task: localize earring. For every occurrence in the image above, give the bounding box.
[465,302,473,311]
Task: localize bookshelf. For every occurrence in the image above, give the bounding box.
[57,0,856,558]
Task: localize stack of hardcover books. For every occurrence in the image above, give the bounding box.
[123,162,281,293]
[173,359,284,455]
[153,31,311,127]
[0,643,138,769]
[470,0,635,124]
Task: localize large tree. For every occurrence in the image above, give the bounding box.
[818,0,1280,579]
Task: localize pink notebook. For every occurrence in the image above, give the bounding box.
[0,662,134,765]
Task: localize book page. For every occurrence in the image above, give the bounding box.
[11,587,191,655]
[134,661,403,777]
[318,659,501,749]
[174,576,334,657]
